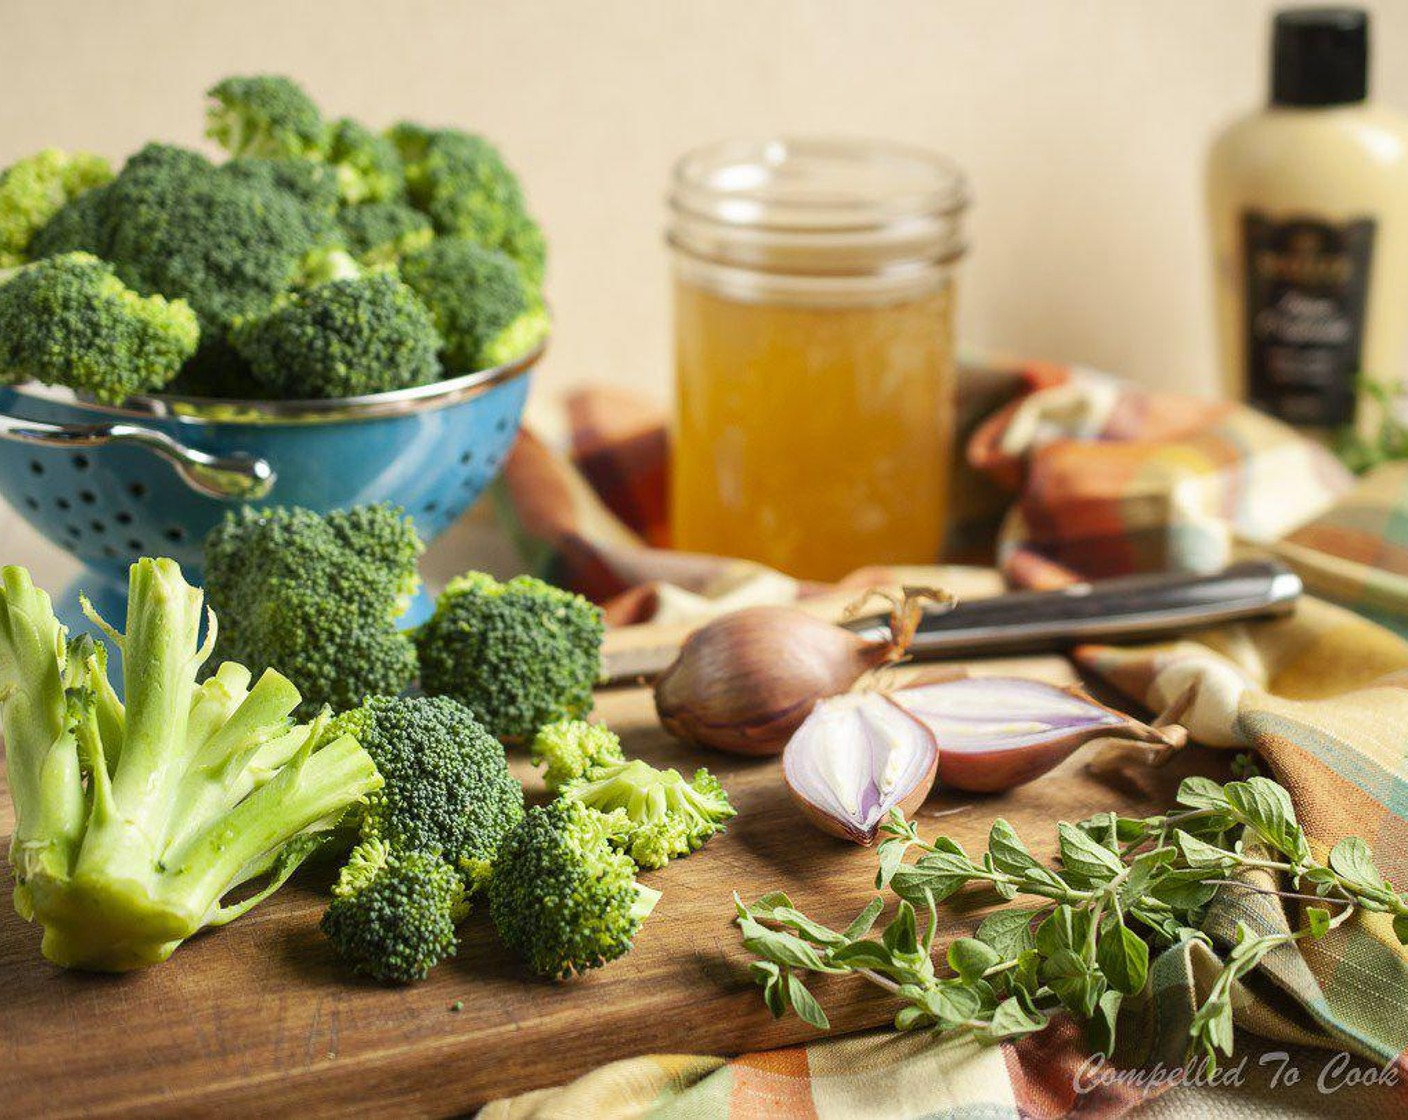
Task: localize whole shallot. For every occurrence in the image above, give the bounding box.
[654,589,952,755]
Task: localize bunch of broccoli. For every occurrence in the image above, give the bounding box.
[0,74,548,404]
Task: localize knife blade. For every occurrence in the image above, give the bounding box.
[598,560,1302,685]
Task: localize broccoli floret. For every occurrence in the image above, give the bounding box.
[0,558,382,971]
[530,719,626,792]
[416,572,604,743]
[489,799,660,979]
[320,838,465,983]
[0,149,112,267]
[327,118,405,205]
[225,156,341,217]
[389,123,545,281]
[401,238,545,372]
[336,201,433,266]
[561,757,736,870]
[325,695,524,884]
[203,504,423,718]
[0,252,199,403]
[231,270,441,399]
[205,75,327,160]
[32,142,337,344]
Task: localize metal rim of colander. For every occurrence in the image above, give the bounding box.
[4,337,545,426]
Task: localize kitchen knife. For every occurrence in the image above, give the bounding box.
[599,559,1302,685]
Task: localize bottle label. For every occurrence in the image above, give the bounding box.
[1242,212,1375,426]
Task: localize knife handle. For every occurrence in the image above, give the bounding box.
[846,560,1302,659]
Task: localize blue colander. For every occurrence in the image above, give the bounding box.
[0,346,539,628]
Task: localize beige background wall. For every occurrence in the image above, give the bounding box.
[5,0,1408,406]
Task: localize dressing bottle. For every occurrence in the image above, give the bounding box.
[1208,7,1408,430]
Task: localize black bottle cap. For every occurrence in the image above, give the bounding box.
[1272,8,1369,106]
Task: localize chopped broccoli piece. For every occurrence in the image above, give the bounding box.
[489,799,659,979]
[205,75,327,160]
[327,118,405,205]
[561,757,736,870]
[336,201,433,266]
[203,504,423,718]
[0,148,112,267]
[0,252,199,403]
[31,142,338,345]
[320,838,465,983]
[231,270,441,399]
[530,720,625,792]
[416,572,604,743]
[401,237,542,372]
[389,123,545,281]
[325,695,524,882]
[319,696,522,982]
[0,558,381,971]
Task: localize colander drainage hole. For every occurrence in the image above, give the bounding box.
[28,460,43,476]
[90,520,105,534]
[164,527,185,543]
[79,489,97,505]
[102,545,118,559]
[128,482,146,500]
[72,454,90,471]
[55,497,71,511]
[422,501,439,515]
[460,450,473,465]
[65,525,80,538]
[126,538,143,551]
[23,497,38,511]
[115,511,133,526]
[495,418,508,434]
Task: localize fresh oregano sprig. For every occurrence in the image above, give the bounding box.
[734,775,1408,1068]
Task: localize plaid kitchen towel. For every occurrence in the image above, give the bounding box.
[483,365,1408,1118]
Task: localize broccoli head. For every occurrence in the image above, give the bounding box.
[320,838,465,983]
[416,572,604,743]
[0,252,199,403]
[327,117,405,205]
[401,237,545,372]
[0,148,112,267]
[561,757,736,870]
[324,695,524,886]
[389,123,545,280]
[489,799,660,979]
[205,75,327,160]
[231,270,442,399]
[530,720,626,792]
[32,142,338,342]
[202,504,423,718]
[336,201,434,266]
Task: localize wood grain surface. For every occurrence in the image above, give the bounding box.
[0,654,1230,1118]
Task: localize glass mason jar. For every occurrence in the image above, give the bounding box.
[667,138,969,581]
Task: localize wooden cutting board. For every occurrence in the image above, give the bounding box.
[0,653,1229,1118]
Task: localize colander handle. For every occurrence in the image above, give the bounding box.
[0,413,275,500]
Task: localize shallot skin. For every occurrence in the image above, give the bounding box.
[653,606,891,755]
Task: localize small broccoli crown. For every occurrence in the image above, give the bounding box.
[530,719,625,792]
[336,201,434,266]
[401,238,532,373]
[562,758,736,870]
[231,271,441,399]
[327,695,524,876]
[206,75,327,160]
[327,118,405,205]
[482,302,550,369]
[0,252,199,404]
[489,799,654,979]
[391,125,525,239]
[225,156,341,217]
[321,843,463,983]
[202,504,423,717]
[0,148,113,267]
[501,210,547,287]
[416,572,604,743]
